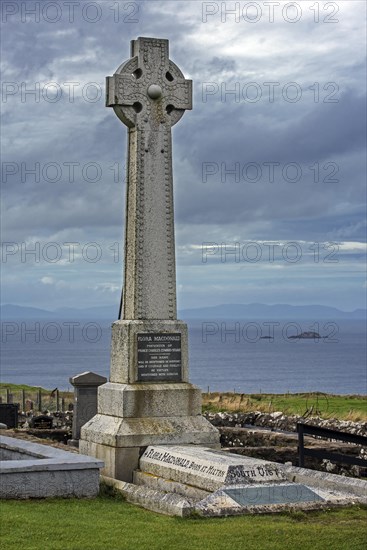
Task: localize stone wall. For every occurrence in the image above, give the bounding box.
[204,411,367,477]
[204,410,367,436]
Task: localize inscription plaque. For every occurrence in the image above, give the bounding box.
[137,333,182,382]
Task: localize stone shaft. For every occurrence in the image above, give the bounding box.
[123,125,176,319]
[106,37,192,320]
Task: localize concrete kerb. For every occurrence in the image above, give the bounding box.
[0,435,103,499]
[283,463,367,500]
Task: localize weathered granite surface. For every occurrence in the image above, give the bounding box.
[283,463,367,499]
[139,445,286,492]
[80,418,219,482]
[80,38,219,481]
[101,475,193,517]
[102,444,367,517]
[97,382,202,418]
[69,371,107,440]
[106,37,192,321]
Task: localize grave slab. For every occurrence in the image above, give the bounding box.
[139,445,286,492]
[195,484,328,516]
[103,446,367,516]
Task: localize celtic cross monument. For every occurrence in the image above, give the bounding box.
[80,37,219,481]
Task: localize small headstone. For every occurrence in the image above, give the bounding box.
[29,415,53,429]
[69,371,107,440]
[0,404,18,428]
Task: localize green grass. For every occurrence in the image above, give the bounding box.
[1,497,366,550]
[0,382,72,395]
[0,383,46,391]
[1,383,365,420]
[202,392,367,421]
[0,383,73,411]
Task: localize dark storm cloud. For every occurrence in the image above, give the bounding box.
[183,88,366,166]
[171,85,366,242]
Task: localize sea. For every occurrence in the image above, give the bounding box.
[1,319,366,395]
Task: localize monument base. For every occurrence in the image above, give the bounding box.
[100,445,367,516]
[80,319,220,481]
[80,383,220,481]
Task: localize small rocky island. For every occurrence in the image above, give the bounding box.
[288,331,327,339]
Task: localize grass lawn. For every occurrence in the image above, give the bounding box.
[202,392,367,421]
[1,383,365,421]
[0,382,72,397]
[1,496,366,550]
[0,383,73,411]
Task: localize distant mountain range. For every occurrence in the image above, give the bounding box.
[0,304,118,320]
[179,303,367,320]
[1,303,365,320]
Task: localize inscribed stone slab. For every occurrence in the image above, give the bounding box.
[140,445,286,492]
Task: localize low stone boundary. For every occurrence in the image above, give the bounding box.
[204,411,367,436]
[0,435,103,499]
[204,412,367,477]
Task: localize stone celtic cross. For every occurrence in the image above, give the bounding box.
[106,37,192,320]
[80,40,218,476]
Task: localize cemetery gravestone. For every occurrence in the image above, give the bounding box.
[69,371,107,441]
[29,415,53,429]
[0,404,18,429]
[25,399,34,412]
[80,37,219,481]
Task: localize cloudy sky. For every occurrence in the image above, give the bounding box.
[1,0,366,312]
